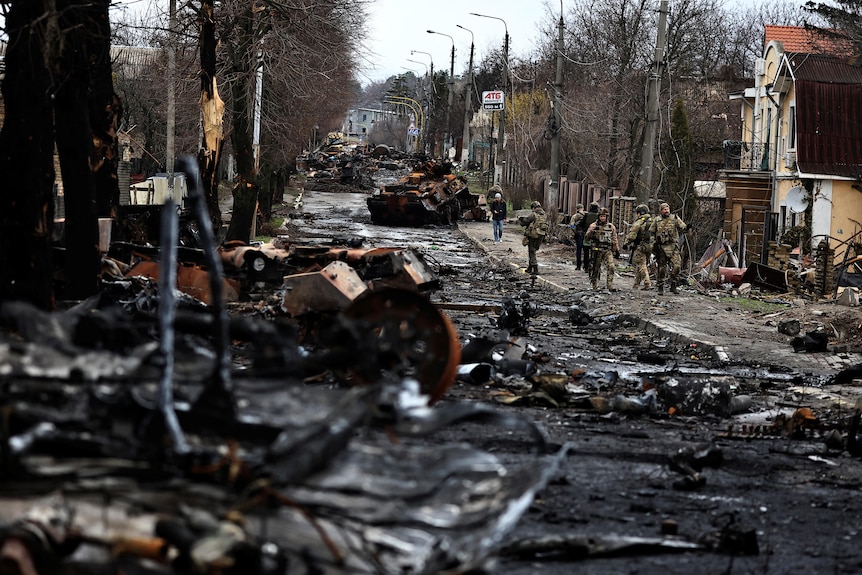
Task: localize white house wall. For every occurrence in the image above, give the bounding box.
[811,179,832,250]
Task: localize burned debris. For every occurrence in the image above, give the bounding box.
[0,160,569,575]
[367,160,485,227]
[4,148,862,575]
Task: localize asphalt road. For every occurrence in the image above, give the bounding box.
[294,187,862,574]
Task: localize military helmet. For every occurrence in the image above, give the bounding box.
[598,207,609,216]
[636,204,649,215]
[530,201,542,209]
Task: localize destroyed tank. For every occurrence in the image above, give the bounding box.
[367,160,481,226]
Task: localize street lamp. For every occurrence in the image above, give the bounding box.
[470,12,509,186]
[410,50,434,77]
[427,29,456,158]
[406,58,428,76]
[456,24,475,166]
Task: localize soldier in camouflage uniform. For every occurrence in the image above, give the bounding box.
[519,201,549,275]
[623,204,653,290]
[585,207,620,291]
[649,202,688,294]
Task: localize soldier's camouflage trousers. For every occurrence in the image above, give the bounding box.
[655,247,681,287]
[590,249,615,289]
[632,245,652,288]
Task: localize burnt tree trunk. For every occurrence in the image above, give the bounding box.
[89,4,123,221]
[258,170,273,221]
[51,0,115,300]
[225,5,259,243]
[197,0,225,231]
[0,1,58,309]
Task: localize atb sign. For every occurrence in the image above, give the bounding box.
[482,90,505,111]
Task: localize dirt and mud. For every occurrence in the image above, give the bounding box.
[280,183,862,574]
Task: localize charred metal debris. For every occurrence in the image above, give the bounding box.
[367,160,486,227]
[691,235,862,302]
[294,133,405,193]
[0,157,569,575]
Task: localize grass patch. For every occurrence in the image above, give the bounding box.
[255,217,285,241]
[715,296,789,313]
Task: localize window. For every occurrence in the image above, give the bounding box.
[788,105,796,150]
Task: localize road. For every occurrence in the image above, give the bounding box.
[292,186,862,574]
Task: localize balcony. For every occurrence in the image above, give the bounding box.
[722,141,772,172]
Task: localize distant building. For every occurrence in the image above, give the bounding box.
[342,108,396,144]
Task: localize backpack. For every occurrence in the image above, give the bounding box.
[536,212,549,236]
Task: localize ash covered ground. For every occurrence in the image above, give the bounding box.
[278,185,862,574]
[1,180,861,575]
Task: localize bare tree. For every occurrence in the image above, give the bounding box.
[111,0,368,240]
[561,0,653,192]
[803,0,862,55]
[208,0,366,241]
[0,0,119,306]
[0,0,57,308]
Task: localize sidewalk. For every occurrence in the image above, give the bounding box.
[457,218,862,376]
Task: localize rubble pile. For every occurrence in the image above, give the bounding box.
[367,160,485,227]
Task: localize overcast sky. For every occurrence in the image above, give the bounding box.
[113,0,557,86]
[361,0,558,85]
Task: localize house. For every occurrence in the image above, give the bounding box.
[342,107,397,145]
[721,25,862,269]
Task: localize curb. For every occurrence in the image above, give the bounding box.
[460,224,570,294]
[623,314,730,363]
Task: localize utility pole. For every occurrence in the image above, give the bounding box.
[548,8,564,221]
[457,25,474,166]
[637,0,668,204]
[427,30,456,159]
[167,0,176,174]
[470,13,508,186]
[498,32,508,186]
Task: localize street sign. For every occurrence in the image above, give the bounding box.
[482,90,505,111]
[408,128,420,136]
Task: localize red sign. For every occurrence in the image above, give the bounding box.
[482,90,505,111]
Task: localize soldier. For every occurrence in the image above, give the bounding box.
[519,201,549,275]
[579,202,600,273]
[568,203,586,270]
[624,204,653,290]
[649,202,689,294]
[585,207,620,291]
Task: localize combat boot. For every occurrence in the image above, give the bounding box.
[670,282,680,294]
[657,284,664,295]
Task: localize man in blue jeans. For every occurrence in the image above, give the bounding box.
[489,186,507,243]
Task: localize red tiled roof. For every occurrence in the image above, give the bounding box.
[765,25,854,57]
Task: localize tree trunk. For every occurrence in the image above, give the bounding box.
[88,2,122,220]
[0,0,57,309]
[52,0,113,300]
[225,5,259,243]
[258,169,273,221]
[197,0,225,232]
